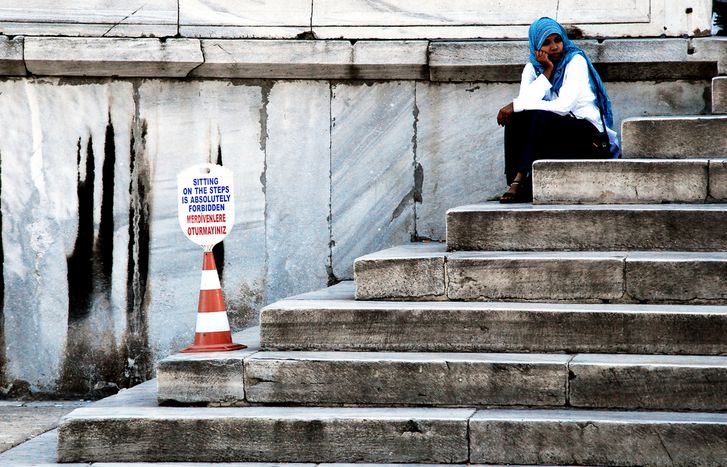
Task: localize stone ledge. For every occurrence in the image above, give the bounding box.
[24,37,203,77]
[190,40,428,79]
[430,38,718,82]
[0,36,720,79]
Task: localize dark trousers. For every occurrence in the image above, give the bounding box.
[504,110,607,185]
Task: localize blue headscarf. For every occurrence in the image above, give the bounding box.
[528,17,614,130]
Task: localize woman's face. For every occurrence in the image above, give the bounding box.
[540,33,564,63]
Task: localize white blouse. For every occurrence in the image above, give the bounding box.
[512,54,618,145]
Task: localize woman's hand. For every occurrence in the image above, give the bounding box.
[535,50,554,80]
[497,102,514,126]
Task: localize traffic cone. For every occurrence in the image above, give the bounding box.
[181,251,246,352]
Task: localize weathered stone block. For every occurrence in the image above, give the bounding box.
[626,252,727,303]
[569,354,727,411]
[446,252,625,302]
[415,82,515,240]
[709,159,727,200]
[179,0,311,39]
[0,1,178,37]
[447,203,727,251]
[331,82,416,279]
[470,409,727,465]
[352,41,428,79]
[312,2,712,40]
[245,351,568,406]
[354,244,447,300]
[24,37,203,77]
[0,36,25,75]
[192,40,352,78]
[429,41,526,82]
[622,116,727,158]
[532,159,710,204]
[265,81,331,303]
[59,405,473,463]
[157,351,249,405]
[691,37,727,74]
[261,297,727,355]
[714,77,727,114]
[430,39,713,82]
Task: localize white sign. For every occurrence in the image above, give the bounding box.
[178,163,235,247]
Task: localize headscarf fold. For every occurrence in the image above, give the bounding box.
[528,17,614,130]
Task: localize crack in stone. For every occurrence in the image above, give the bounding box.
[655,430,676,465]
[102,4,145,37]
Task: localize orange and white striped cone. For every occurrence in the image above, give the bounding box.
[181,251,246,353]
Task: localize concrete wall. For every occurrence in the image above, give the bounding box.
[0,75,712,396]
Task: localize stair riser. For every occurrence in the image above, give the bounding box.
[245,358,568,407]
[356,255,727,303]
[471,417,727,466]
[622,116,727,158]
[446,209,727,251]
[714,77,727,114]
[58,414,470,463]
[532,160,721,204]
[157,358,246,405]
[160,355,727,412]
[570,360,727,411]
[261,306,727,355]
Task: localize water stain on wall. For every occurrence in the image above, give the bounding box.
[59,110,153,396]
[60,123,124,396]
[121,114,152,388]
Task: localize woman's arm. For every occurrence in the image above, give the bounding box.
[498,63,551,126]
[513,55,589,114]
[516,63,552,102]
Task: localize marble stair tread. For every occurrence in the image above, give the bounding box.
[445,202,727,251]
[531,158,727,204]
[469,408,727,465]
[354,243,727,303]
[260,291,727,355]
[621,115,727,158]
[159,349,727,412]
[56,380,727,465]
[58,381,475,464]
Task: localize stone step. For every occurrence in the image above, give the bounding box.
[159,349,727,412]
[470,409,727,466]
[261,285,727,355]
[162,350,570,407]
[59,383,474,463]
[714,76,727,114]
[57,382,727,465]
[354,243,727,303]
[446,202,727,251]
[621,115,727,158]
[532,158,727,204]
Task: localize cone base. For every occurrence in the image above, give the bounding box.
[180,342,247,353]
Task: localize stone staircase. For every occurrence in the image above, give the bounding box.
[55,76,727,465]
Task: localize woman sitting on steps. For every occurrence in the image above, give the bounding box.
[497,17,619,203]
